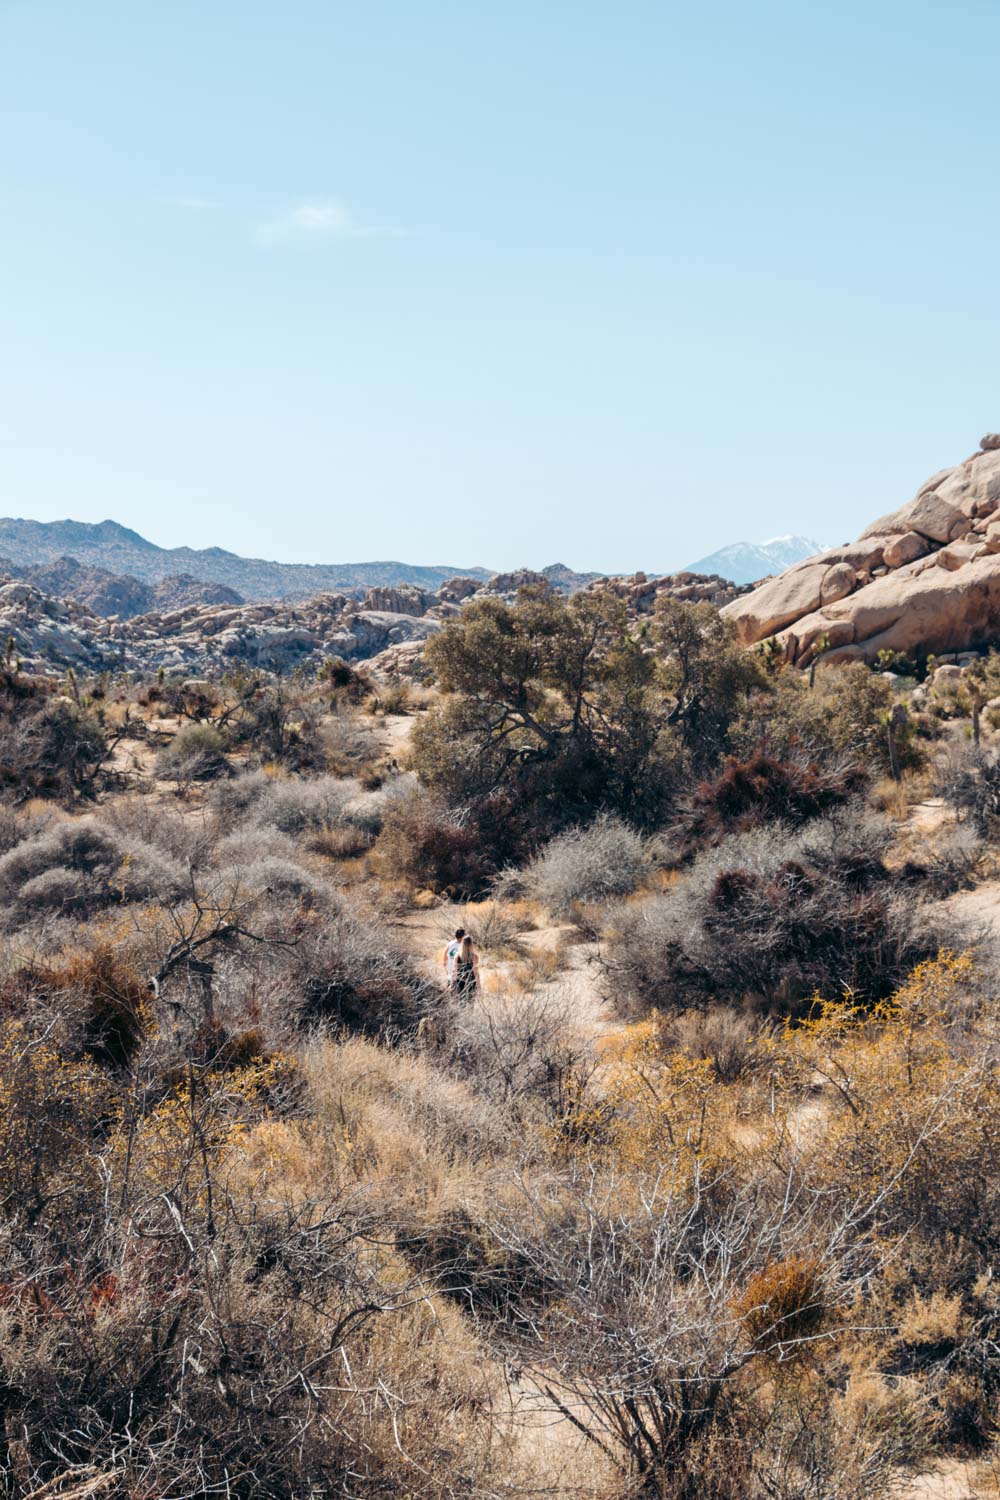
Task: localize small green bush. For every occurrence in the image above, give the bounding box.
[157,723,229,782]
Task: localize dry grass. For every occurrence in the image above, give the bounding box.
[897,1290,964,1347]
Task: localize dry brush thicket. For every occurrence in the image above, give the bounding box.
[3,597,1000,1498]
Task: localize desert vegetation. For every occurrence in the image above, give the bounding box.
[4,584,1000,1499]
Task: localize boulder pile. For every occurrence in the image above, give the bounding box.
[0,559,752,681]
[723,436,1000,665]
[0,585,446,678]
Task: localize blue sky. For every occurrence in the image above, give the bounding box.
[1,1,998,574]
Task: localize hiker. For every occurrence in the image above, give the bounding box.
[443,927,466,986]
[453,934,480,1001]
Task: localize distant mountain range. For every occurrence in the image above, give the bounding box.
[0,516,821,609]
[683,535,821,585]
[0,554,245,620]
[0,519,492,601]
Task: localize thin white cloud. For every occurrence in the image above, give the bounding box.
[255,197,399,245]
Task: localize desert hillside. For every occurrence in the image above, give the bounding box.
[6,489,1000,1499]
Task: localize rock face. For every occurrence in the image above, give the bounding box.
[361,585,436,617]
[722,437,1000,664]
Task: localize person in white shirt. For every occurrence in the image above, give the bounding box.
[444,927,466,987]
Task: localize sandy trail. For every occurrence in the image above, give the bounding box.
[394,900,614,1036]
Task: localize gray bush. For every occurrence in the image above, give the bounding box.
[0,817,188,929]
[210,770,401,841]
[157,723,230,781]
[209,769,272,826]
[601,814,971,1017]
[526,814,649,916]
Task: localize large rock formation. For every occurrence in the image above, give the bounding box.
[722,436,1000,664]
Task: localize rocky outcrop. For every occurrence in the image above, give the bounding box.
[0,580,447,679]
[361,584,436,616]
[588,570,751,613]
[0,555,751,682]
[0,582,112,671]
[437,576,484,604]
[484,569,552,597]
[722,436,1000,665]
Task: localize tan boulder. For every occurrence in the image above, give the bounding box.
[861,487,966,544]
[883,531,929,568]
[721,561,828,641]
[935,540,981,571]
[722,439,1000,665]
[770,554,1000,664]
[819,562,856,605]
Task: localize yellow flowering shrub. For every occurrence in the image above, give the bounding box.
[0,1021,116,1224]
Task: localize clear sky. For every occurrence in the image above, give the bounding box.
[1,1,998,575]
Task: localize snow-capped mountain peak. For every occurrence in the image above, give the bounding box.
[683,536,821,586]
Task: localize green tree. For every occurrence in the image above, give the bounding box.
[654,598,768,769]
[412,584,674,831]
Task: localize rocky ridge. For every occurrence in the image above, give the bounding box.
[0,555,245,619]
[0,566,748,680]
[0,519,492,601]
[722,436,1000,665]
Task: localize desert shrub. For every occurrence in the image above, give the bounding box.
[210,771,394,848]
[413,585,687,838]
[443,984,594,1123]
[0,1019,115,1232]
[209,767,273,824]
[683,748,864,846]
[733,664,923,779]
[289,912,436,1037]
[157,676,223,722]
[375,788,498,897]
[734,1253,826,1352]
[526,814,649,915]
[157,722,230,781]
[228,681,325,770]
[654,596,770,770]
[322,710,383,775]
[475,1161,862,1492]
[400,1204,549,1321]
[0,817,187,930]
[231,854,331,910]
[372,677,412,715]
[939,746,1000,837]
[102,794,216,867]
[309,823,375,860]
[457,901,527,956]
[319,654,367,697]
[0,803,53,856]
[303,1034,511,1178]
[601,816,969,1015]
[0,671,109,800]
[257,775,358,834]
[664,1005,767,1082]
[9,944,150,1068]
[0,1059,494,1500]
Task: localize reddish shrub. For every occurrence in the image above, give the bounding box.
[8,945,150,1068]
[685,749,862,847]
